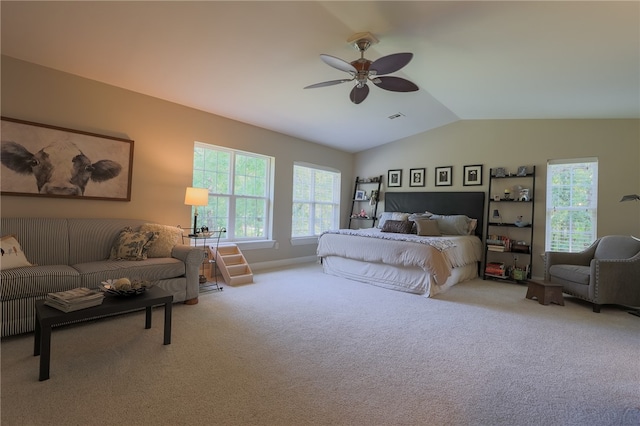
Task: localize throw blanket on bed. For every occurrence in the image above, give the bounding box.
[321,228,456,251]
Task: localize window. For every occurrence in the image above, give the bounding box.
[192,143,273,242]
[292,163,341,238]
[546,158,598,252]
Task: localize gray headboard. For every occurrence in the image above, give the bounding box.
[384,191,485,237]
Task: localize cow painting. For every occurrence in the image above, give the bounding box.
[1,140,122,196]
[0,118,133,200]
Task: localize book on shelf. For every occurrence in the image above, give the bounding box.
[487,245,506,252]
[44,287,104,313]
[485,262,507,277]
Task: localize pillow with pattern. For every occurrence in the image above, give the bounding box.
[139,223,183,258]
[1,235,33,270]
[109,227,158,261]
[381,219,414,234]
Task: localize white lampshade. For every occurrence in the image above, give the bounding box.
[184,187,209,206]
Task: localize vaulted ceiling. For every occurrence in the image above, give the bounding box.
[2,1,638,153]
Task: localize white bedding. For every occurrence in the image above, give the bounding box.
[317,228,483,296]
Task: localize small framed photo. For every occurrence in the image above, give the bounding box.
[409,168,425,187]
[388,169,402,187]
[463,165,483,186]
[354,190,366,201]
[435,166,452,186]
[517,166,528,176]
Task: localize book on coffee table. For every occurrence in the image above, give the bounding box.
[44,287,104,313]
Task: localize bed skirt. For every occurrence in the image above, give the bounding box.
[320,256,478,297]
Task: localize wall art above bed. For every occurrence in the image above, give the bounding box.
[435,166,452,186]
[0,117,134,201]
[388,169,402,187]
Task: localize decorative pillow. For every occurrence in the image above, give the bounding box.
[408,212,433,222]
[430,214,473,235]
[1,235,33,270]
[377,212,410,229]
[381,220,414,234]
[414,219,442,236]
[467,218,478,235]
[109,227,158,261]
[139,223,183,258]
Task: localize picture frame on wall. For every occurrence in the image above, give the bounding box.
[0,117,134,201]
[463,165,483,186]
[409,168,425,187]
[388,169,402,187]
[435,166,452,186]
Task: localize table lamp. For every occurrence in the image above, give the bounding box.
[184,187,209,237]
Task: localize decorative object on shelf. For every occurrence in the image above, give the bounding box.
[184,187,209,237]
[388,169,402,187]
[493,167,506,177]
[493,195,501,201]
[514,216,530,227]
[409,168,425,187]
[355,190,366,200]
[463,165,483,186]
[492,209,502,224]
[517,166,528,176]
[359,209,368,218]
[435,166,452,186]
[369,190,378,205]
[503,189,511,200]
[1,116,134,201]
[518,188,530,201]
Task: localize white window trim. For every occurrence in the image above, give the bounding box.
[292,162,341,238]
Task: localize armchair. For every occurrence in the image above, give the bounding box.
[544,235,640,312]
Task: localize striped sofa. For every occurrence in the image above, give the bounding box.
[1,218,204,337]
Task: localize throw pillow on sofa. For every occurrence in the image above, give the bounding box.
[0,235,33,270]
[109,227,158,261]
[139,223,183,258]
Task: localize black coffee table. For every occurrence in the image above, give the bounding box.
[34,286,173,381]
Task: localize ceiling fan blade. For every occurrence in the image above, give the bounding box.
[373,76,419,92]
[349,84,370,104]
[320,54,357,74]
[370,53,413,75]
[304,79,352,89]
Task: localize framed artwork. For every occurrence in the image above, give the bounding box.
[463,165,483,186]
[435,166,452,186]
[354,190,366,200]
[388,169,402,187]
[409,168,426,187]
[1,117,134,201]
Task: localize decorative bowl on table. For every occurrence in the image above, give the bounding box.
[99,278,152,297]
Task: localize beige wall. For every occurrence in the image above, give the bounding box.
[355,119,640,276]
[0,56,355,265]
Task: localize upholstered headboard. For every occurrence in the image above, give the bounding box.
[384,191,485,237]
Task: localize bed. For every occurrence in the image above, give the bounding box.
[317,191,485,297]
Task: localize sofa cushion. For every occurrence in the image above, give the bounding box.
[139,223,183,258]
[549,264,590,285]
[74,258,186,287]
[0,235,33,270]
[1,264,81,301]
[109,227,158,261]
[1,218,70,266]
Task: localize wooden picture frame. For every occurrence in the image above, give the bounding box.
[1,117,134,201]
[388,169,402,187]
[409,168,426,187]
[463,165,483,186]
[435,166,452,186]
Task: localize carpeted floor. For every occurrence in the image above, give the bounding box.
[2,262,639,426]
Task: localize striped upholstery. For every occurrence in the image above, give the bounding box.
[1,218,204,337]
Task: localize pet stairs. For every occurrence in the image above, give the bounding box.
[210,244,253,286]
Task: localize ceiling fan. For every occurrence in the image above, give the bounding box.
[304,32,419,104]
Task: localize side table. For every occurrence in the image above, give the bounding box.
[34,286,173,381]
[525,280,564,306]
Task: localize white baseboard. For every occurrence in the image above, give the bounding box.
[250,256,319,272]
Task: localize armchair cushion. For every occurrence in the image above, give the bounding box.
[548,264,590,285]
[594,235,640,260]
